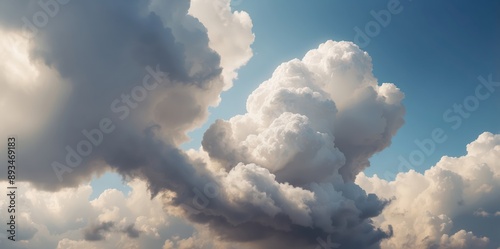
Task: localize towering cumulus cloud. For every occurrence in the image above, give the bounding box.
[0,1,416,248]
[203,41,405,183]
[189,0,254,89]
[193,40,405,248]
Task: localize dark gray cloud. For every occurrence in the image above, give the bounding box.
[85,221,141,241]
[194,41,405,248]
[83,221,115,241]
[122,224,141,239]
[0,0,223,190]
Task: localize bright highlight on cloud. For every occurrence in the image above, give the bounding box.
[189,0,254,89]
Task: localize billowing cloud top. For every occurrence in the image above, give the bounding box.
[204,40,405,185]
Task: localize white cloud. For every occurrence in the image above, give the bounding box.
[192,40,403,248]
[357,132,500,249]
[473,209,490,217]
[0,0,239,190]
[203,40,405,185]
[0,179,194,249]
[189,0,254,89]
[4,1,497,248]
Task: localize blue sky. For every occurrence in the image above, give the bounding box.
[92,0,499,198]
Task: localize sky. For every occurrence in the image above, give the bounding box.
[182,0,500,177]
[0,0,499,249]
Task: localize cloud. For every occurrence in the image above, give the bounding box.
[189,0,254,88]
[83,221,115,241]
[0,1,497,246]
[0,1,412,248]
[473,209,491,217]
[357,132,500,249]
[0,0,238,190]
[82,221,137,241]
[203,40,405,184]
[1,18,405,246]
[122,224,141,239]
[0,179,196,249]
[178,40,405,248]
[0,29,70,143]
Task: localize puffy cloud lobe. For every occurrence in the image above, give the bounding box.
[357,132,500,249]
[221,163,315,226]
[189,0,255,88]
[0,30,70,145]
[2,178,322,249]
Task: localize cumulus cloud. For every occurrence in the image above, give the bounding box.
[203,41,405,184]
[0,179,197,249]
[189,0,254,88]
[83,221,115,241]
[0,1,497,245]
[179,40,405,248]
[0,0,258,247]
[357,132,500,249]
